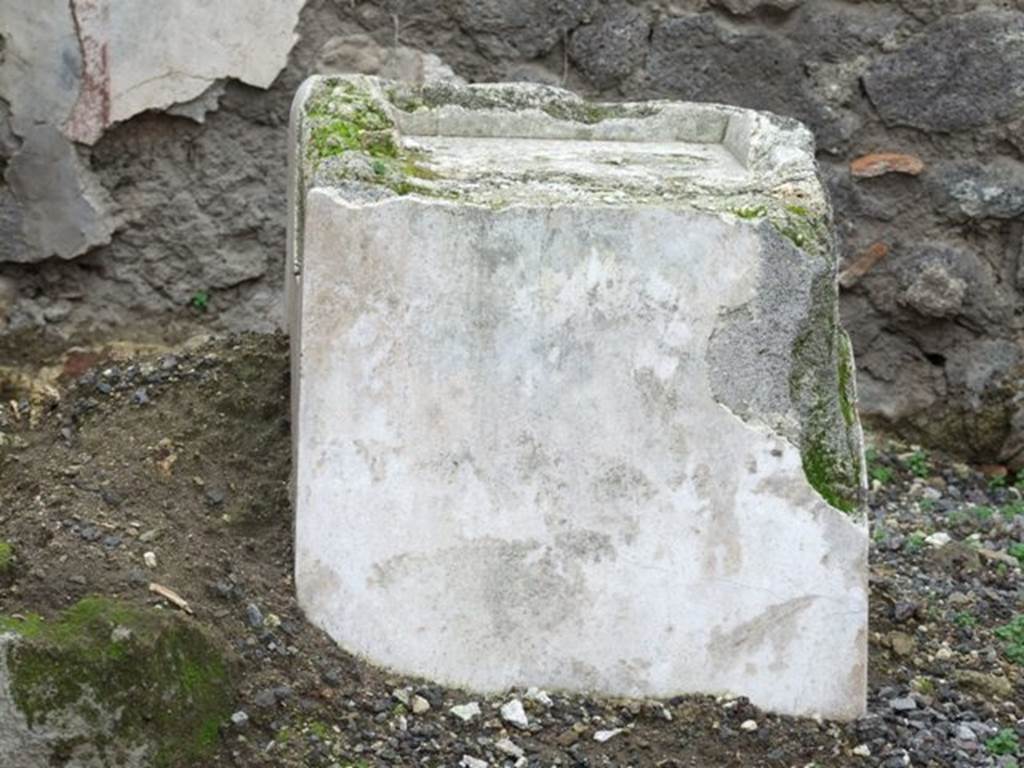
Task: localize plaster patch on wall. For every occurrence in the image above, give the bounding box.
[0,0,309,263]
[65,0,309,144]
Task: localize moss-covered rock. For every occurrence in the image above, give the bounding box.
[0,597,232,768]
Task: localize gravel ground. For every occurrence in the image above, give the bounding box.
[0,331,1020,767]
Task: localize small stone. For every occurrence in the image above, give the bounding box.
[955,724,976,741]
[131,388,149,405]
[450,702,481,722]
[208,579,236,601]
[901,264,966,319]
[556,727,581,746]
[953,669,1014,699]
[849,153,924,179]
[494,738,524,759]
[231,710,250,729]
[392,688,411,706]
[594,728,624,743]
[143,551,157,568]
[246,603,264,629]
[853,744,872,757]
[410,695,430,714]
[271,685,293,701]
[265,613,281,629]
[893,602,918,622]
[889,696,917,712]
[253,688,277,708]
[740,719,758,732]
[525,686,553,706]
[977,547,1020,568]
[924,532,951,548]
[139,529,160,543]
[888,631,917,657]
[500,699,529,729]
[460,756,488,768]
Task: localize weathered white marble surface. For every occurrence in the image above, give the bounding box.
[290,76,868,719]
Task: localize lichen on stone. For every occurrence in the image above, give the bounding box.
[1,597,232,768]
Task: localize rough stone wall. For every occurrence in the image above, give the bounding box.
[1,0,1023,467]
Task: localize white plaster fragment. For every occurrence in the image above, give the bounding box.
[65,0,308,144]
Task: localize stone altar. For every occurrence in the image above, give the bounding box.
[288,75,868,719]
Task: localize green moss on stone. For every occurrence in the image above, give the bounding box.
[0,540,12,575]
[303,79,456,199]
[3,597,232,768]
[305,81,398,164]
[801,438,856,513]
[788,275,863,515]
[770,205,831,256]
[732,205,767,220]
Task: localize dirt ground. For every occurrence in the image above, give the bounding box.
[0,329,1021,767]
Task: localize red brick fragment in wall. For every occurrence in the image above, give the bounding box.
[849,153,925,179]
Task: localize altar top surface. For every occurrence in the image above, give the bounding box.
[293,76,826,213]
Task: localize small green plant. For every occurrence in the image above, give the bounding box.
[190,291,210,311]
[995,614,1024,665]
[870,465,894,485]
[872,526,888,544]
[906,532,927,553]
[865,448,894,484]
[905,450,930,478]
[1001,502,1024,520]
[954,611,977,629]
[989,474,1008,490]
[986,728,1020,756]
[973,505,996,522]
[1009,543,1024,566]
[919,498,936,512]
[947,509,968,526]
